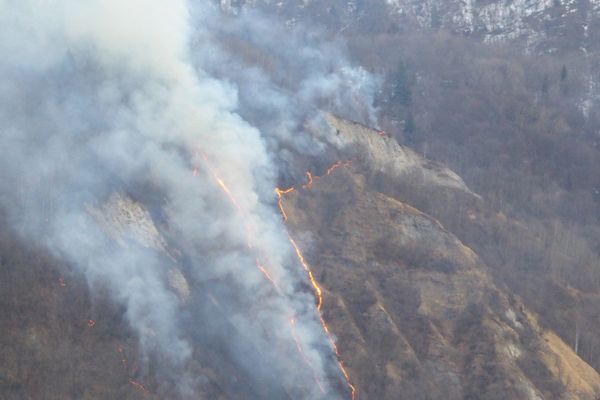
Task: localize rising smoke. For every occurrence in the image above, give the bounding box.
[0,0,376,398]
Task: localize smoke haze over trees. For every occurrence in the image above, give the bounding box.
[3,0,600,399]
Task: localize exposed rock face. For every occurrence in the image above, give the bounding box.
[279,119,600,399]
[328,114,478,196]
[89,193,189,302]
[88,194,165,248]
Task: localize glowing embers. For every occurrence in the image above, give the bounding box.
[277,160,356,400]
[117,344,151,395]
[305,171,314,190]
[129,378,151,394]
[325,160,353,177]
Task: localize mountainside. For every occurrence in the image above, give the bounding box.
[4,2,600,399]
[3,116,600,399]
[385,0,600,51]
[223,0,600,117]
[279,116,600,399]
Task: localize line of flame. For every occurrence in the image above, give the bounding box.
[197,152,329,394]
[129,378,151,394]
[290,317,326,394]
[275,187,294,221]
[277,161,356,400]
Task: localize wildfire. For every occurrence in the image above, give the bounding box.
[196,151,337,394]
[304,171,314,190]
[288,234,356,399]
[256,257,281,294]
[196,151,356,398]
[58,277,66,287]
[275,187,294,221]
[198,152,278,287]
[87,319,96,328]
[326,160,352,176]
[277,160,356,400]
[200,153,242,213]
[289,236,323,311]
[290,316,326,394]
[129,379,151,394]
[116,344,151,396]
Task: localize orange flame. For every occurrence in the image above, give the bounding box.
[304,171,314,190]
[278,161,356,400]
[256,257,282,294]
[275,187,294,222]
[197,152,355,397]
[326,160,353,176]
[129,379,150,394]
[201,153,242,213]
[289,236,323,311]
[290,316,326,394]
[198,153,278,288]
[116,344,151,396]
[288,235,356,399]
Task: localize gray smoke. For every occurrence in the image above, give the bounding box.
[0,0,376,398]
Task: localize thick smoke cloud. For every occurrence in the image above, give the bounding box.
[0,0,376,398]
[193,5,378,176]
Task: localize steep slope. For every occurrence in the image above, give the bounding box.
[0,219,156,400]
[277,118,600,399]
[2,116,600,399]
[279,165,600,399]
[327,114,476,196]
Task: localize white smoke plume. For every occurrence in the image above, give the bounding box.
[0,0,376,398]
